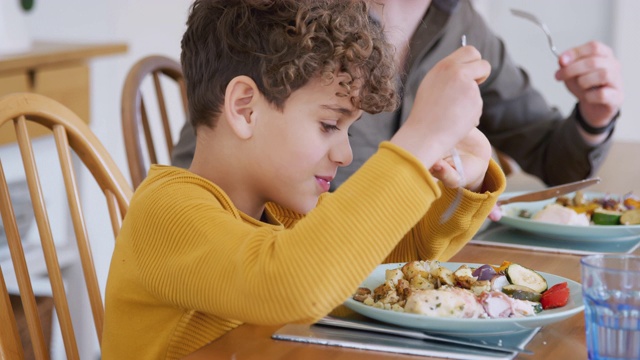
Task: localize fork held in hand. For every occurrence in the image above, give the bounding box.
[510,9,560,58]
[439,35,468,224]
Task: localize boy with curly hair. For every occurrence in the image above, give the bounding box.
[103,0,505,358]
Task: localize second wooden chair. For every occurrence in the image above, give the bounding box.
[121,55,188,188]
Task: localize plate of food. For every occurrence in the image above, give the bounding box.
[497,191,640,241]
[344,261,584,336]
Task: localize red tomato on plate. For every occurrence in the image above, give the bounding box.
[540,282,570,310]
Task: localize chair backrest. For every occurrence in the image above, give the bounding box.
[0,93,132,359]
[494,148,515,177]
[0,267,23,360]
[121,55,188,189]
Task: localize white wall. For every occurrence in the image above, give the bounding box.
[2,0,639,358]
[612,0,640,142]
[24,0,188,167]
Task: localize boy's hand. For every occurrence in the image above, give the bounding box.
[429,128,491,192]
[391,46,491,169]
[488,204,502,221]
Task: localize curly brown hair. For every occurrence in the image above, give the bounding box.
[181,0,398,130]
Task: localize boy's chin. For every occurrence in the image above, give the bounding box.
[294,203,316,215]
[286,198,320,215]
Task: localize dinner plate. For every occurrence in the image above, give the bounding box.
[344,262,584,336]
[497,191,640,242]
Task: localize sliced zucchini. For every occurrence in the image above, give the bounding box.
[621,209,640,225]
[502,284,542,302]
[505,264,548,294]
[592,208,622,225]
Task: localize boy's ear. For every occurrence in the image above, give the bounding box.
[224,75,259,140]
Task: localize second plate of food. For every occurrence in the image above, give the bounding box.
[497,192,640,242]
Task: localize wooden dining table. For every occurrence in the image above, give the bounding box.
[182,236,633,359]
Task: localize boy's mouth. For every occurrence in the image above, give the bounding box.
[315,176,333,192]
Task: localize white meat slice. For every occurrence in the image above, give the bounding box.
[532,204,589,226]
[478,291,513,318]
[404,287,485,318]
[511,299,539,317]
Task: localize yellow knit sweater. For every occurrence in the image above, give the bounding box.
[102,142,505,359]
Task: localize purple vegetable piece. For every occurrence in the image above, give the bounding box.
[472,264,497,281]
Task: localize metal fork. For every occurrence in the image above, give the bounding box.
[510,9,560,58]
[440,35,468,223]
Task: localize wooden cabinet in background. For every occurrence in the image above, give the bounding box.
[0,41,127,145]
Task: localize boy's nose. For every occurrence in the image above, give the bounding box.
[330,137,353,167]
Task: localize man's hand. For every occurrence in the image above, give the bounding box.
[555,41,623,130]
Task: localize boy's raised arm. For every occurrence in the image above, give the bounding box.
[390,46,491,184]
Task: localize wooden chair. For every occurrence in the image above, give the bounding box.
[0,267,23,360]
[121,55,188,189]
[0,93,132,359]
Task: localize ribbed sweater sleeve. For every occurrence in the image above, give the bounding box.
[126,142,445,326]
[385,159,505,262]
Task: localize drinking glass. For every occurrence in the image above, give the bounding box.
[581,254,640,360]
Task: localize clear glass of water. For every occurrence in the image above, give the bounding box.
[581,254,640,360]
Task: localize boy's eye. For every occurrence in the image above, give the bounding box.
[321,122,341,132]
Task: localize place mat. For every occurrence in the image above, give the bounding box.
[272,317,538,360]
[471,224,640,255]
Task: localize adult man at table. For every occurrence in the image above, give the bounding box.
[172,0,623,188]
